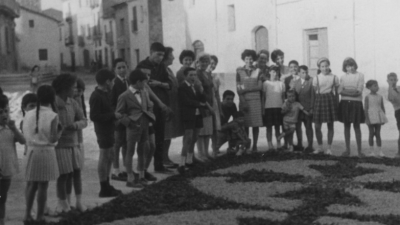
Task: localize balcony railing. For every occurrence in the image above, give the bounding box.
[0,0,20,18]
[105,31,113,46]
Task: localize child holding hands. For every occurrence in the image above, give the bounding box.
[0,94,26,225]
[365,80,387,157]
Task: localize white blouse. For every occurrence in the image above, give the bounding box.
[312,73,340,94]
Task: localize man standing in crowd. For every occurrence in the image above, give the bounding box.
[137,42,173,173]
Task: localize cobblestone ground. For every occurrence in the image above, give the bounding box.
[2,73,399,224]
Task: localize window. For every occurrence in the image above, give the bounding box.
[132,6,138,32]
[105,47,108,67]
[254,26,269,52]
[120,48,125,60]
[29,20,34,28]
[120,18,125,35]
[228,5,235,31]
[304,28,328,73]
[135,49,140,65]
[39,49,48,61]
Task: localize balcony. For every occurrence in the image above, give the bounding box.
[105,31,113,46]
[92,26,102,40]
[0,0,20,18]
[78,36,85,47]
[65,35,74,46]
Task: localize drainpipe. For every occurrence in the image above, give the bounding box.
[353,0,356,58]
[275,0,278,47]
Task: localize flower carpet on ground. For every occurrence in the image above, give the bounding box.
[48,153,400,225]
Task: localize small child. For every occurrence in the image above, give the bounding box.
[218,111,251,156]
[23,85,62,223]
[365,80,387,157]
[278,90,309,152]
[387,72,400,157]
[21,93,38,155]
[0,94,26,225]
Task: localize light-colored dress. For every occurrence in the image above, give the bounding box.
[236,66,263,127]
[0,125,19,177]
[23,106,60,181]
[366,94,388,125]
[164,67,184,139]
[197,70,214,136]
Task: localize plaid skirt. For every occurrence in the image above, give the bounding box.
[55,147,82,175]
[263,108,283,126]
[25,146,59,181]
[338,100,365,124]
[313,93,338,124]
[244,99,263,127]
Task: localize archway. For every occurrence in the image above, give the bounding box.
[253,26,269,53]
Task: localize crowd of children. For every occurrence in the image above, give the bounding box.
[1,42,400,224]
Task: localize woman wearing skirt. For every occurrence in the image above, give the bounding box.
[312,57,340,155]
[338,57,365,157]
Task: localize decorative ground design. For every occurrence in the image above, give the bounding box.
[48,153,400,225]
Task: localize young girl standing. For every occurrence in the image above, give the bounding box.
[338,57,365,157]
[312,57,339,155]
[262,65,285,150]
[52,74,87,213]
[365,80,387,157]
[0,94,25,225]
[23,85,62,223]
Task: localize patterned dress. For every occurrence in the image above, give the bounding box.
[164,67,184,139]
[236,66,263,127]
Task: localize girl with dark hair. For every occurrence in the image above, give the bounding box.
[236,49,263,153]
[256,49,270,82]
[0,94,26,225]
[22,85,62,223]
[176,50,196,85]
[163,47,183,167]
[52,74,87,213]
[271,49,289,80]
[338,57,365,157]
[30,65,41,93]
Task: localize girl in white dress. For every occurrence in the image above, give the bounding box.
[23,85,62,222]
[364,80,388,157]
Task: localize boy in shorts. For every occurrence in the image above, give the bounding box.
[278,90,309,152]
[387,72,400,157]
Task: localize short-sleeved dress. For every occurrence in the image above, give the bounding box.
[236,66,263,127]
[164,67,184,139]
[23,106,59,181]
[366,94,388,125]
[263,80,285,126]
[0,125,19,178]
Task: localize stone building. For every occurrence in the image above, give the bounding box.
[0,0,20,73]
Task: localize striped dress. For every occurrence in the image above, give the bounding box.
[23,106,59,181]
[236,66,263,127]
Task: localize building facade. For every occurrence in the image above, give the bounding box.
[0,0,20,73]
[15,6,62,73]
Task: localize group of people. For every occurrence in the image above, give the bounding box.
[1,41,400,225]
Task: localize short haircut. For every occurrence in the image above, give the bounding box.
[21,93,38,116]
[366,80,378,89]
[257,49,269,60]
[31,65,40,73]
[52,74,77,95]
[271,49,284,63]
[210,55,219,64]
[342,57,358,72]
[241,49,257,61]
[183,67,196,76]
[223,90,235,99]
[198,53,211,62]
[113,58,127,69]
[129,69,148,84]
[286,89,296,96]
[233,111,245,119]
[269,65,281,80]
[299,65,308,72]
[288,60,299,67]
[96,69,115,85]
[150,42,165,52]
[77,77,85,91]
[179,50,195,64]
[388,72,398,79]
[35,85,57,133]
[162,47,174,62]
[0,94,9,109]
